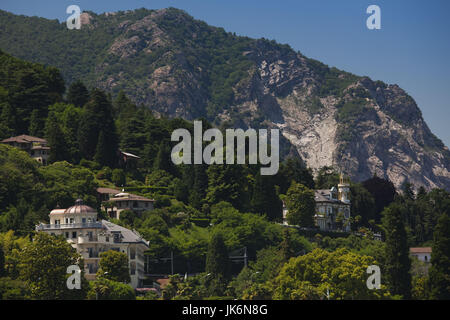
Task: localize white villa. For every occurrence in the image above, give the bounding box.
[35,199,149,288]
[98,188,155,220]
[283,174,352,232]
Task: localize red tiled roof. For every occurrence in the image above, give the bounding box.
[410,247,432,254]
[97,187,121,194]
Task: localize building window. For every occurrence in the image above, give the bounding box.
[72,232,77,238]
[55,220,60,225]
[65,232,69,238]
[82,218,86,223]
[425,255,428,262]
[133,201,138,208]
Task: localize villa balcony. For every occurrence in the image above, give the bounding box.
[36,222,103,231]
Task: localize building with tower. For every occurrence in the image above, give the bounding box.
[283,173,352,232]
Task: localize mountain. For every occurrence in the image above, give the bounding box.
[0,7,449,191]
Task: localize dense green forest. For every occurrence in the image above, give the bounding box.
[0,49,449,300]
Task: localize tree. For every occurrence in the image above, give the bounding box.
[97,250,130,283]
[276,157,315,193]
[18,232,88,299]
[28,109,42,137]
[251,173,282,221]
[279,229,295,262]
[0,246,5,277]
[94,130,114,167]
[78,89,118,162]
[429,213,450,299]
[45,112,68,162]
[206,164,249,212]
[272,248,392,300]
[0,102,16,139]
[87,277,135,300]
[111,168,126,187]
[284,182,315,227]
[382,202,412,299]
[363,175,397,223]
[350,183,376,230]
[67,80,89,108]
[315,166,339,189]
[205,233,230,295]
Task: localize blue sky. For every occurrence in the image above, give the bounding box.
[1,0,449,147]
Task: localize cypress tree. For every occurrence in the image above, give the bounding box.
[94,130,108,167]
[153,141,172,173]
[206,233,230,278]
[189,165,208,209]
[205,233,230,296]
[251,173,282,221]
[28,109,42,137]
[0,102,16,138]
[78,89,118,163]
[45,112,68,162]
[429,213,450,299]
[67,80,89,108]
[280,228,295,262]
[382,202,412,299]
[0,246,5,277]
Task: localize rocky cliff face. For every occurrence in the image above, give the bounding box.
[1,8,449,190]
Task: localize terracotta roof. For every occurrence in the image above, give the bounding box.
[156,278,170,288]
[1,134,47,144]
[410,247,432,254]
[97,187,121,194]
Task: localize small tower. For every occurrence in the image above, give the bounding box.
[338,173,350,203]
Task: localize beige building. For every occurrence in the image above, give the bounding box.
[283,174,351,232]
[1,134,50,165]
[99,189,155,220]
[35,199,149,288]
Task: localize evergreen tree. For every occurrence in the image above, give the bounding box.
[45,112,68,162]
[206,233,229,277]
[401,181,415,201]
[0,102,16,139]
[279,229,295,262]
[206,162,250,212]
[94,130,109,167]
[205,233,230,295]
[429,213,450,299]
[189,164,208,209]
[0,246,5,277]
[28,109,42,137]
[350,183,376,230]
[251,173,282,221]
[78,89,118,163]
[363,175,397,223]
[277,157,315,193]
[153,141,174,174]
[67,80,89,108]
[382,202,412,299]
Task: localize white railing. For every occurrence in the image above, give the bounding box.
[36,222,103,231]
